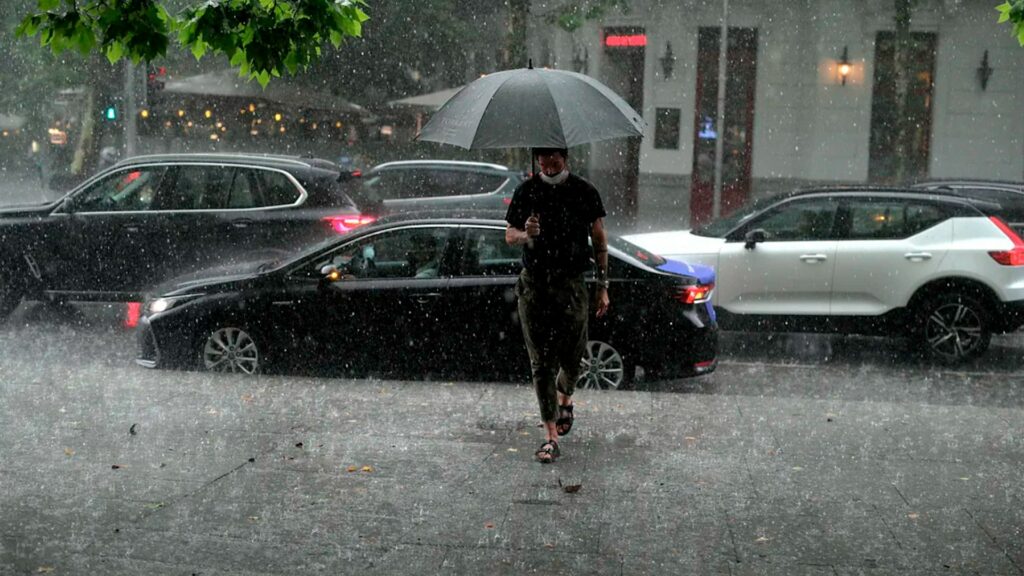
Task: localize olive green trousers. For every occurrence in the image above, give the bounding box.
[516,269,589,423]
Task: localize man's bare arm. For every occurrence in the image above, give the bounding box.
[591,218,610,317]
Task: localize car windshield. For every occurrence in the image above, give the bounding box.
[691,195,783,238]
[608,235,666,266]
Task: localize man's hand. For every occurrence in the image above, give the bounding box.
[595,288,610,318]
[525,213,541,238]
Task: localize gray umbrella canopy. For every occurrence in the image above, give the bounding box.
[417,67,645,149]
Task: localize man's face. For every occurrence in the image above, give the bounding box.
[536,152,566,176]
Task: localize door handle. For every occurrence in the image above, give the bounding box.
[413,292,441,304]
[799,254,828,263]
[231,219,254,229]
[904,252,932,261]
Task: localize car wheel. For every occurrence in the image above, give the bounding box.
[918,293,991,362]
[0,267,26,322]
[201,325,262,374]
[577,340,634,391]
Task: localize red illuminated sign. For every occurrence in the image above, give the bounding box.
[605,34,647,47]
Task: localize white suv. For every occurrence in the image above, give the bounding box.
[626,188,1024,362]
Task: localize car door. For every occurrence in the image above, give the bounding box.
[443,225,525,373]
[53,165,169,295]
[716,197,840,315]
[830,198,952,315]
[150,164,231,280]
[280,225,458,372]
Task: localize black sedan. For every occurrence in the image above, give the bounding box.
[136,218,718,389]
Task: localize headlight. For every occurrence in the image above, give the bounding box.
[146,294,203,315]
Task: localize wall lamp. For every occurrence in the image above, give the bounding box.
[838,46,851,85]
[978,50,993,91]
[660,42,676,79]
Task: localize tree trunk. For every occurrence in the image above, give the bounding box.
[503,0,531,170]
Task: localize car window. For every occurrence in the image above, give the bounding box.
[257,170,302,207]
[364,167,508,200]
[73,167,166,212]
[226,169,258,209]
[154,165,234,210]
[312,227,453,280]
[458,227,523,276]
[847,200,947,239]
[745,198,839,241]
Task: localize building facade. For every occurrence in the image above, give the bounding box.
[535,0,1024,231]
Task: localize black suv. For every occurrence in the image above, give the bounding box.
[0,153,372,319]
[353,160,524,215]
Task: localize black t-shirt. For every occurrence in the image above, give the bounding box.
[505,173,607,277]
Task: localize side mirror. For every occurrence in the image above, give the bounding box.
[60,196,75,214]
[744,228,768,250]
[320,264,341,282]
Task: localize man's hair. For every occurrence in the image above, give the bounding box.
[531,147,568,160]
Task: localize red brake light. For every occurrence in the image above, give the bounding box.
[502,197,512,205]
[351,170,362,177]
[988,216,1024,266]
[676,283,714,304]
[323,214,376,234]
[125,302,141,328]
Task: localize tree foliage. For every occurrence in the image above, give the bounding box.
[15,0,370,87]
[997,1,1024,45]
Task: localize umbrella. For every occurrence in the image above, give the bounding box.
[416,64,645,149]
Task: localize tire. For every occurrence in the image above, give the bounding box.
[0,266,26,322]
[198,324,263,375]
[577,339,635,391]
[917,293,991,363]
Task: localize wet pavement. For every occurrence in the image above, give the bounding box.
[0,302,1023,575]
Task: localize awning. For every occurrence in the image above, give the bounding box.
[162,69,369,116]
[0,114,27,131]
[388,86,462,111]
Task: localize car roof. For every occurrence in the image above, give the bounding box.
[911,178,1024,191]
[370,159,512,172]
[113,153,339,173]
[784,185,999,209]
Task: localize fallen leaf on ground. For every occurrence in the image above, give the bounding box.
[247,516,260,522]
[346,465,358,473]
[295,442,304,448]
[129,423,137,435]
[240,394,254,403]
[791,466,803,471]
[360,465,374,473]
[907,512,919,520]
[484,522,495,529]
[111,464,124,470]
[507,448,518,452]
[563,484,582,494]
[63,448,74,457]
[754,536,771,543]
[36,566,54,573]
[544,543,556,549]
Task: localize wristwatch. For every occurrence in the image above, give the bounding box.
[596,279,610,289]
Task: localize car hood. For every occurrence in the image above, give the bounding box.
[0,201,56,218]
[624,230,724,269]
[151,259,268,297]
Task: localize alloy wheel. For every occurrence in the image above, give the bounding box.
[203,327,260,374]
[577,340,626,390]
[923,302,984,361]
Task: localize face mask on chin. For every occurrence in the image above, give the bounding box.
[539,169,569,185]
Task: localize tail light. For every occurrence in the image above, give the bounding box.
[351,169,362,177]
[125,302,141,328]
[988,216,1024,266]
[675,282,714,304]
[693,359,716,374]
[323,214,376,234]
[502,197,512,206]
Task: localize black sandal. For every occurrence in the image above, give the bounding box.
[556,404,574,436]
[535,440,559,464]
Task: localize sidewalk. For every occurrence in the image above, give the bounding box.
[1,362,1022,575]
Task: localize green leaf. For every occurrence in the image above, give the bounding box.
[191,38,207,60]
[38,0,60,11]
[997,2,1012,23]
[105,41,124,64]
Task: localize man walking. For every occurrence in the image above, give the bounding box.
[505,147,610,464]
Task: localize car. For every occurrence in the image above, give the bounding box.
[624,186,1024,362]
[911,179,1024,237]
[0,153,376,319]
[351,160,525,215]
[136,217,719,388]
